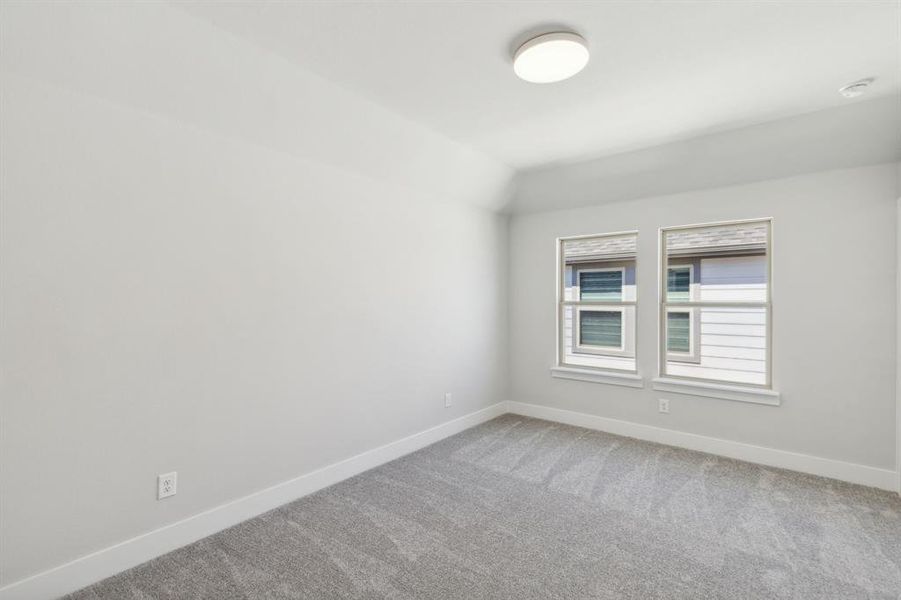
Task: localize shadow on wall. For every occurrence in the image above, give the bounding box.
[504,95,901,214]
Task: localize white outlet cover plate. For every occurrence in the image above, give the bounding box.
[444,393,453,407]
[158,472,177,499]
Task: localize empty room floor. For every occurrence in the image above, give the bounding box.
[66,416,901,600]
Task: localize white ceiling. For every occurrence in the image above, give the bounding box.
[178,1,900,169]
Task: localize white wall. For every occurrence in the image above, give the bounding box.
[897,191,901,492]
[0,2,512,588]
[511,164,899,470]
[2,1,899,592]
[510,95,901,214]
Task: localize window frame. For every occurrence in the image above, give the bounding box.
[665,306,701,363]
[664,264,701,363]
[658,218,773,389]
[573,265,628,355]
[556,231,638,373]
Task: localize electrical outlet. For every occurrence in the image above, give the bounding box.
[658,398,670,414]
[158,472,177,500]
[444,392,453,408]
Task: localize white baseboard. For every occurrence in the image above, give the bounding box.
[507,401,898,493]
[0,402,507,600]
[4,399,895,600]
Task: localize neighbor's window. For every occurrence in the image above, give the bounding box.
[558,232,637,372]
[660,219,771,387]
[665,264,700,363]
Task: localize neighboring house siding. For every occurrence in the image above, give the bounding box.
[667,255,767,385]
[698,256,767,303]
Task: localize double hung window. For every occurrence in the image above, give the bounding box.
[558,233,637,372]
[660,219,772,387]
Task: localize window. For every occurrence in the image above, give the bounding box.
[666,311,690,352]
[578,309,623,349]
[667,265,691,301]
[660,219,771,387]
[665,264,700,363]
[580,269,623,300]
[558,232,637,372]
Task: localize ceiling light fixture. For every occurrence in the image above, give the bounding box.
[838,78,874,98]
[513,32,589,83]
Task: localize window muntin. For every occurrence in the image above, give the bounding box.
[666,311,690,352]
[559,233,637,372]
[660,220,771,387]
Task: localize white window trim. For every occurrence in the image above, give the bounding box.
[652,377,780,405]
[658,217,774,391]
[552,366,645,388]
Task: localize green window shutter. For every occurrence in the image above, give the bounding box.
[580,270,623,301]
[667,311,691,352]
[580,311,622,348]
[667,267,690,302]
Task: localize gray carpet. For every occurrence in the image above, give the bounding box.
[65,415,901,599]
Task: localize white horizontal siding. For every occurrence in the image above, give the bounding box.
[666,363,765,385]
[563,353,635,370]
[701,310,765,325]
[692,356,765,371]
[702,323,766,336]
[667,255,767,385]
[701,345,765,360]
[700,334,766,348]
[700,288,767,302]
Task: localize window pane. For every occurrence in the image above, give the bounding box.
[698,256,766,302]
[562,233,637,303]
[562,305,635,371]
[559,232,637,373]
[580,270,622,301]
[665,306,767,385]
[665,221,768,303]
[580,310,622,348]
[666,311,690,352]
[667,267,690,302]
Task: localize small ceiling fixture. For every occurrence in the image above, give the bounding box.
[839,78,875,98]
[513,32,589,83]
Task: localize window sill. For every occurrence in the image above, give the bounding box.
[551,366,644,388]
[651,377,780,406]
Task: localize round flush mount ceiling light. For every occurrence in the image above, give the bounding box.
[839,78,874,98]
[513,32,589,83]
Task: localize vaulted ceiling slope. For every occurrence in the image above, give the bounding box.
[0,1,514,210]
[512,95,901,213]
[178,0,900,169]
